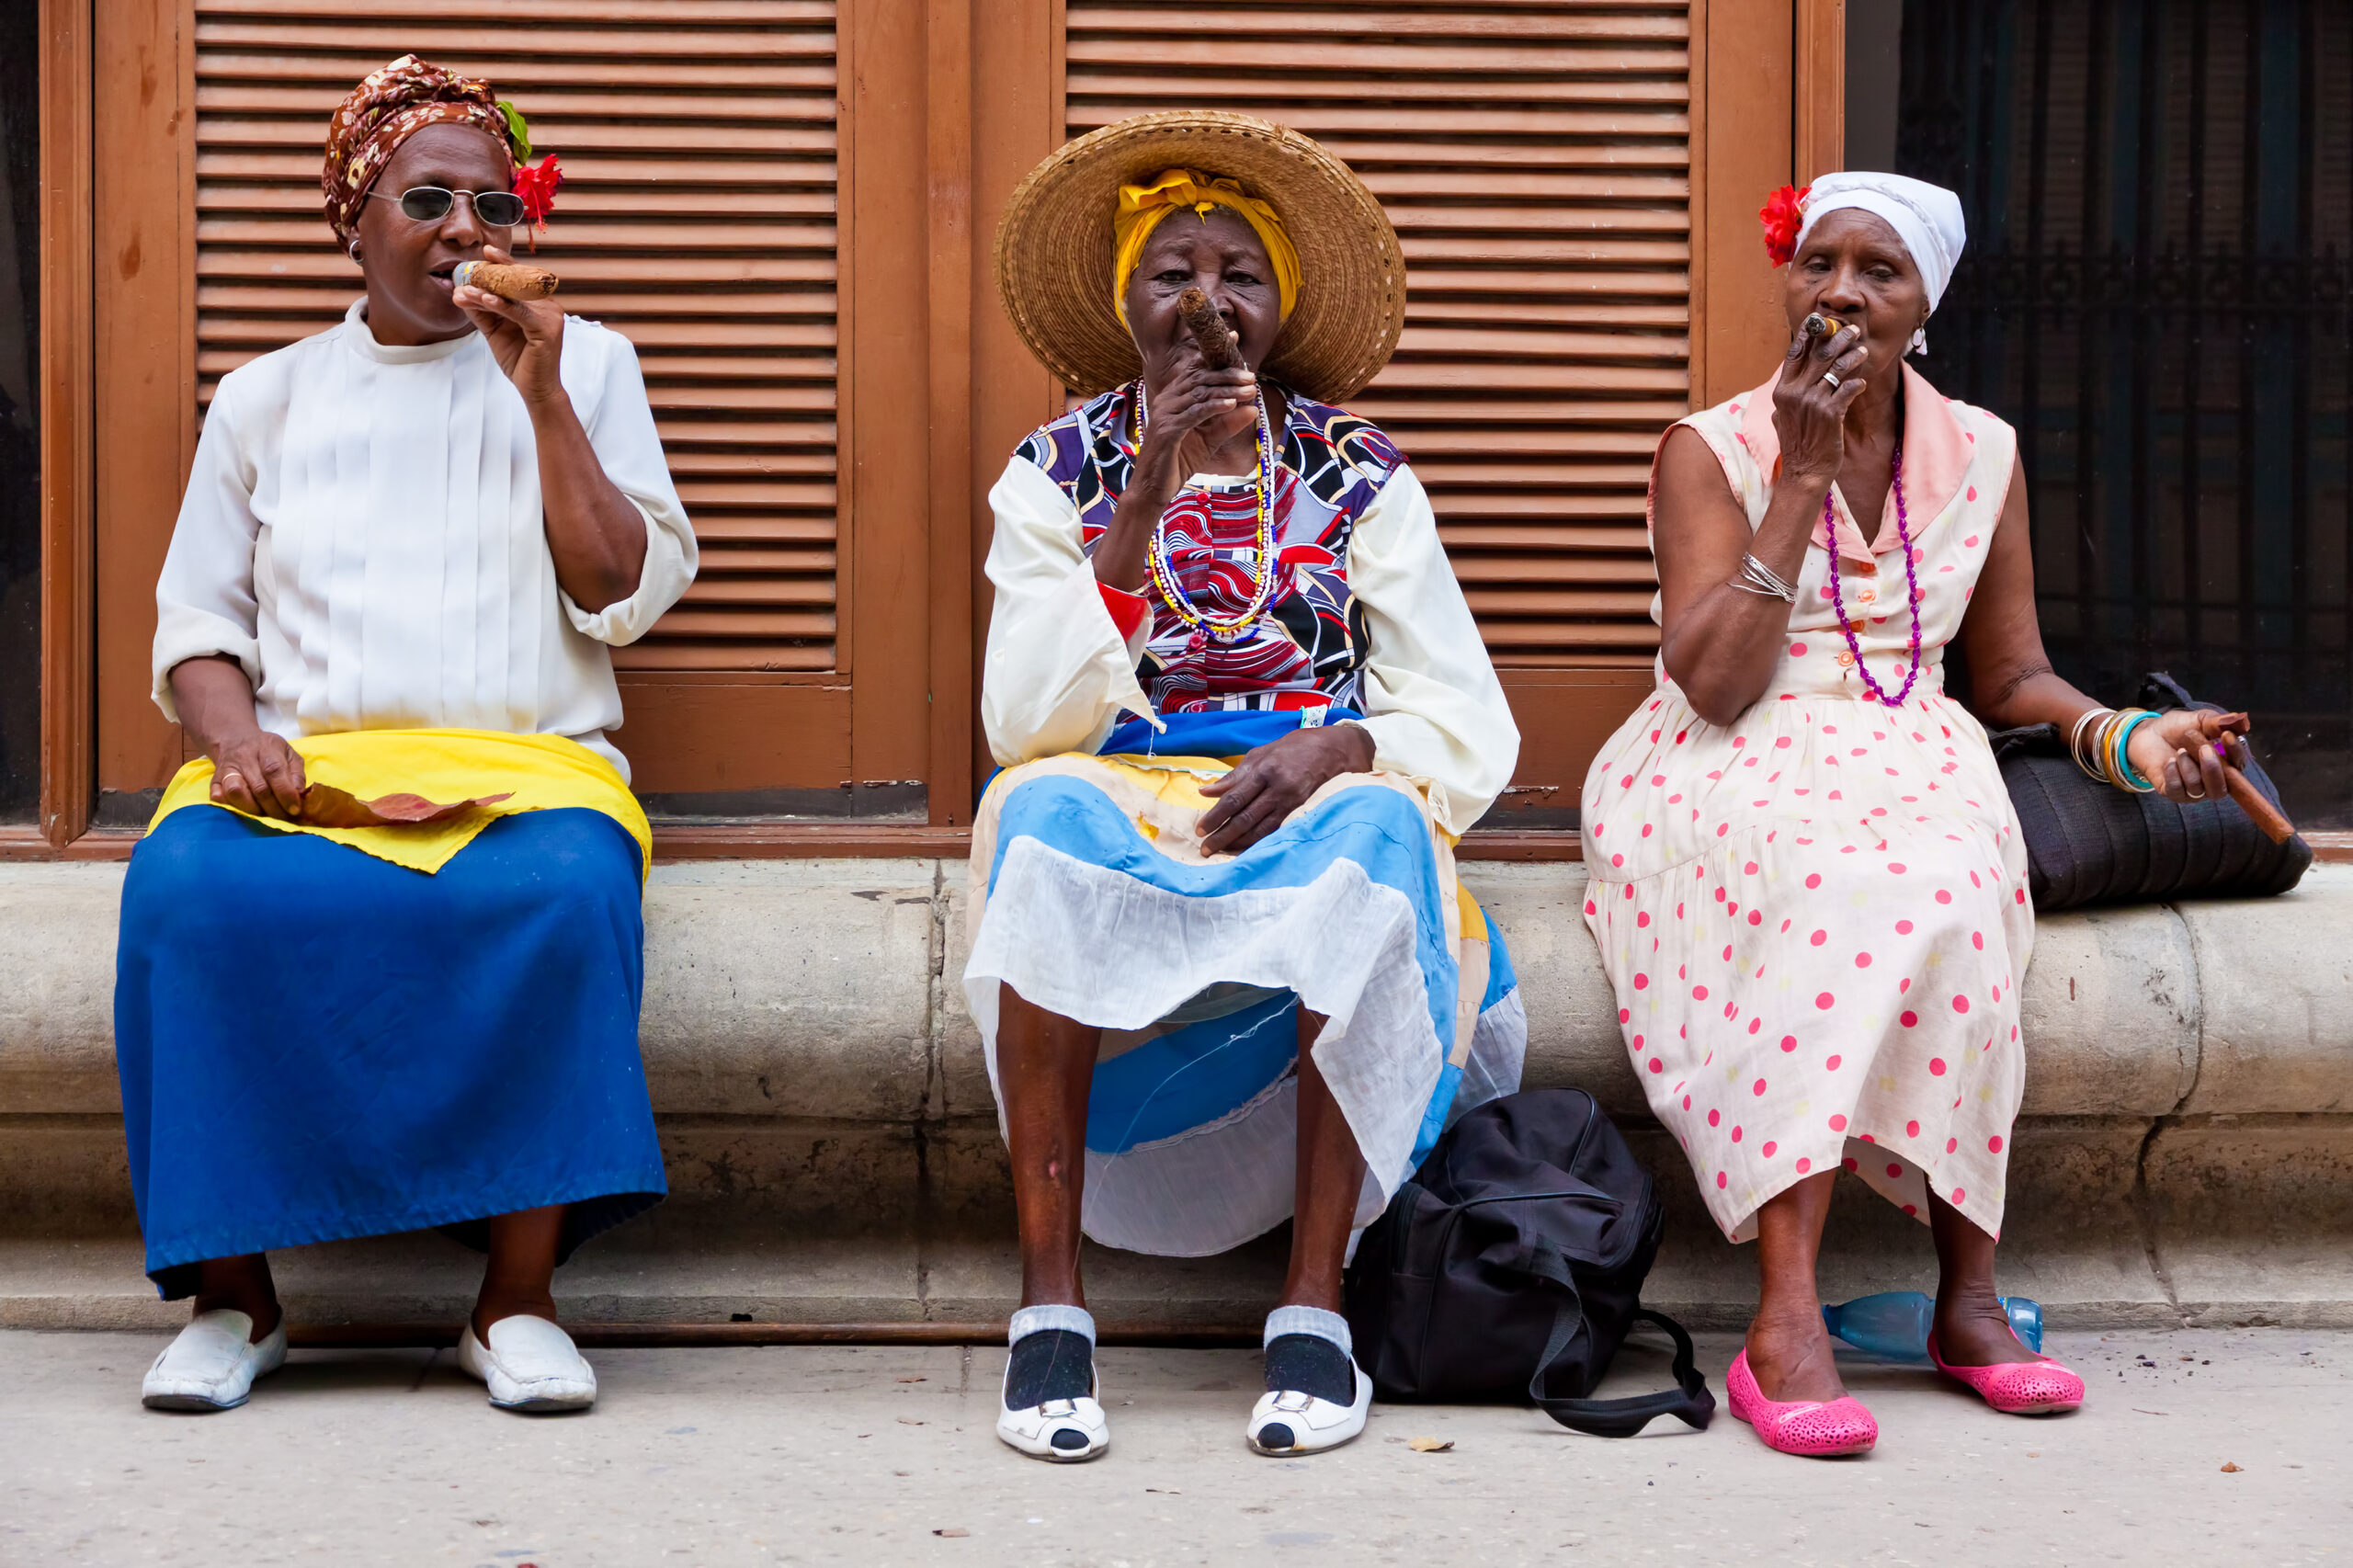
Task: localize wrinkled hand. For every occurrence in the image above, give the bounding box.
[1771,321,1870,485]
[210,729,307,821]
[453,244,567,405]
[1198,724,1377,856]
[2128,708,2254,805]
[1132,341,1261,506]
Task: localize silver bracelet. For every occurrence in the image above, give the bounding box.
[1733,551,1798,602]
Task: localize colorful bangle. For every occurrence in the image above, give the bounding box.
[2069,707,2115,781]
[2109,709,2160,793]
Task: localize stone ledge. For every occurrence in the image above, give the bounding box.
[3,858,2348,1330]
[6,858,2346,1122]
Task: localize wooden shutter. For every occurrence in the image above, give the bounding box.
[192,0,840,673]
[1064,3,1690,671]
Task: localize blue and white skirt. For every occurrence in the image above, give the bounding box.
[113,805,667,1297]
[963,710,1526,1257]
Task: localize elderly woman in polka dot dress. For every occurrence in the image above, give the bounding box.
[1581,173,2256,1457]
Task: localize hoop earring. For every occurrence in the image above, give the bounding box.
[1910,313,1930,357]
[347,238,363,263]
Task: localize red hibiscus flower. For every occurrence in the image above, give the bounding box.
[512,154,564,252]
[1759,183,1810,267]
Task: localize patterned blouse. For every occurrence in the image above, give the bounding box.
[982,380,1520,835]
[1016,383,1402,714]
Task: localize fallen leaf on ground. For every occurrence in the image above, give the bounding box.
[933,1527,970,1538]
[1408,1437,1454,1453]
[2221,1461,2243,1472]
[896,1375,926,1383]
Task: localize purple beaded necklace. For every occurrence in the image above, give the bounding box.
[1824,446,1926,707]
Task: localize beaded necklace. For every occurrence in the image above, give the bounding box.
[1824,446,1926,707]
[1130,377,1280,653]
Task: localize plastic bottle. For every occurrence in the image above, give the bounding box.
[1820,1291,2043,1361]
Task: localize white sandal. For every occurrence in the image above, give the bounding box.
[996,1358,1109,1462]
[457,1315,597,1414]
[142,1309,287,1412]
[1246,1356,1373,1456]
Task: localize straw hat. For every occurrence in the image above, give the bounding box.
[994,111,1405,404]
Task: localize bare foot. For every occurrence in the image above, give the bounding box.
[1932,1289,2042,1368]
[1744,1299,1847,1403]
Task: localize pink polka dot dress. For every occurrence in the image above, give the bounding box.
[1583,365,2031,1244]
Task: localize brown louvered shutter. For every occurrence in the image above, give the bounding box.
[1064,3,1688,812]
[193,0,840,674]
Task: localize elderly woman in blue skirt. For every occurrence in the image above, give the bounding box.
[971,113,1523,1461]
[118,56,693,1415]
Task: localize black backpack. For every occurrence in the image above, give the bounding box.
[1343,1087,1715,1438]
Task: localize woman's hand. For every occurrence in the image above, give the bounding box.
[210,729,309,821]
[1131,345,1261,507]
[1770,320,1870,484]
[2127,709,2255,804]
[453,244,567,406]
[167,654,308,821]
[1198,723,1377,856]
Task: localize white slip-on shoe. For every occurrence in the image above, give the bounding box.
[456,1315,597,1414]
[142,1309,288,1412]
[995,1358,1109,1462]
[1246,1356,1373,1456]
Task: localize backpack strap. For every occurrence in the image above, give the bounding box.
[1522,1244,1716,1437]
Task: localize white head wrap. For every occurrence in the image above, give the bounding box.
[1794,172,1966,354]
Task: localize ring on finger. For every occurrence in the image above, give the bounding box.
[1821,370,1841,389]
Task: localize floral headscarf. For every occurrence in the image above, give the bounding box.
[322,54,523,249]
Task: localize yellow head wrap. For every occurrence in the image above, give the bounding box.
[1112,168,1302,324]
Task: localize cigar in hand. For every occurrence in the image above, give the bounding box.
[453,259,559,301]
[1178,286,1240,369]
[2195,710,2297,845]
[1802,312,1848,341]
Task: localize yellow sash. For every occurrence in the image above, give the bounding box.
[150,728,652,880]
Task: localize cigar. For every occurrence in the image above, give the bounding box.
[1802,312,1847,341]
[1178,286,1240,369]
[2222,766,2296,845]
[452,259,559,301]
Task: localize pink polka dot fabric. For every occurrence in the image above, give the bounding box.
[1586,372,2029,1244]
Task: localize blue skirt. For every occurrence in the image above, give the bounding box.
[114,805,667,1297]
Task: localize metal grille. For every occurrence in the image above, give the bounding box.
[1898,0,2353,824]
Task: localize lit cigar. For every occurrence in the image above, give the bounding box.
[1802,312,1848,340]
[1178,286,1239,369]
[453,259,559,301]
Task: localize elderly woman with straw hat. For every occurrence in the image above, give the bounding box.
[970,112,1522,1462]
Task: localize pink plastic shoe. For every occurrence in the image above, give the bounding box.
[1927,1332,2086,1415]
[1726,1349,1878,1456]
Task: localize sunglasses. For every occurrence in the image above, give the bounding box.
[369,186,528,228]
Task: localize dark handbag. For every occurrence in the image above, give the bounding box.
[1342,1087,1714,1438]
[1991,672,2311,911]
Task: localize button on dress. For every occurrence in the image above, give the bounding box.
[1582,365,2031,1244]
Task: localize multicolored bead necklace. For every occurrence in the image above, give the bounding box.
[1130,377,1280,653]
[1824,446,1926,707]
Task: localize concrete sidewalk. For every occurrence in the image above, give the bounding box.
[4,1328,2345,1567]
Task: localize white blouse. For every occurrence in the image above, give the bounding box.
[982,456,1519,835]
[153,300,696,781]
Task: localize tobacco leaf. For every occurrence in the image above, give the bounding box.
[297,781,514,829]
